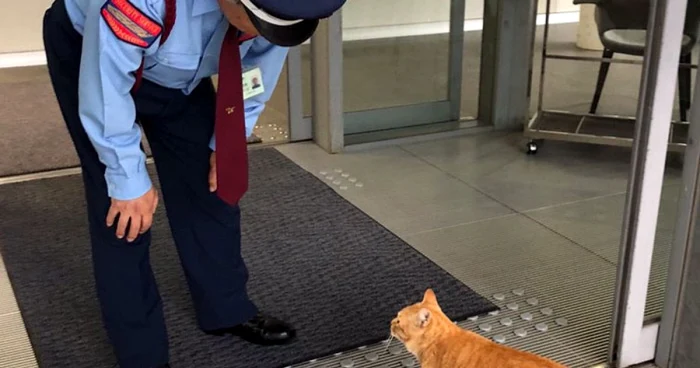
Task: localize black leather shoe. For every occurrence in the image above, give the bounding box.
[206,314,296,345]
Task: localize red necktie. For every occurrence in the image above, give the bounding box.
[215,26,249,205]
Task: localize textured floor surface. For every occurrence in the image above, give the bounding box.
[274,131,679,368]
[0,148,495,368]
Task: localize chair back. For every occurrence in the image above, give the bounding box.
[594,0,651,35]
[594,0,700,42]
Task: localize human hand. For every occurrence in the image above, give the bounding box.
[209,151,217,192]
[106,186,159,242]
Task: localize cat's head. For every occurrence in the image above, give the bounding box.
[390,288,446,344]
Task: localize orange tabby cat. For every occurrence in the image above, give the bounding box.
[390,289,567,368]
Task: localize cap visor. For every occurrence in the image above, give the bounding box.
[245,7,318,47]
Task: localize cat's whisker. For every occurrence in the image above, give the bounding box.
[384,335,394,353]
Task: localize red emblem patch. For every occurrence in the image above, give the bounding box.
[101,0,163,48]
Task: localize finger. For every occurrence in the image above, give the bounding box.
[140,213,153,235]
[116,212,131,239]
[106,205,119,227]
[127,215,142,242]
[209,165,217,192]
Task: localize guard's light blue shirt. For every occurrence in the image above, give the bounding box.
[64,0,289,200]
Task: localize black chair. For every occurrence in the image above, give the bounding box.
[573,0,700,121]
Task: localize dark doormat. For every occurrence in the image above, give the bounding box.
[0,148,497,368]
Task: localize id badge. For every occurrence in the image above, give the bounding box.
[242,67,265,100]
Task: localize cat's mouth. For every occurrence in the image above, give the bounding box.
[390,324,407,341]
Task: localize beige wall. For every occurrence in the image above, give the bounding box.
[1,0,579,54]
[1,1,53,53]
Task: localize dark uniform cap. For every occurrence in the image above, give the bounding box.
[239,0,347,47]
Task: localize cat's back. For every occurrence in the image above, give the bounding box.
[479,340,567,368]
[427,330,566,368]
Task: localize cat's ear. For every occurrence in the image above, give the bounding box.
[417,308,431,328]
[422,288,438,305]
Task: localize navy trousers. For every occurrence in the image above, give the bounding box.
[42,1,258,367]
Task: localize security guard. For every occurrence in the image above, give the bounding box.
[41,0,345,367]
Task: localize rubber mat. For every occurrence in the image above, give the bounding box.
[0,148,496,368]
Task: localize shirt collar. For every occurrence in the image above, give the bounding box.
[192,0,221,16]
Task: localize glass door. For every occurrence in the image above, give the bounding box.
[339,0,466,135]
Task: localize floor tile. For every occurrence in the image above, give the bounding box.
[403,132,682,212]
[403,214,616,295]
[526,184,681,264]
[277,143,514,234]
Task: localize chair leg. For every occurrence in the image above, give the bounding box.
[590,49,614,114]
[679,52,692,122]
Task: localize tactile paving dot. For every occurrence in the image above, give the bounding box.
[536,322,549,332]
[333,180,341,185]
[468,316,479,321]
[355,182,364,187]
[520,312,533,321]
[340,186,348,190]
[401,358,416,367]
[364,353,379,362]
[493,334,507,343]
[541,307,554,316]
[489,310,500,316]
[348,177,357,183]
[506,302,519,311]
[334,169,343,173]
[556,318,569,326]
[389,346,403,355]
[340,359,354,368]
[493,293,506,301]
[341,173,350,178]
[513,289,525,296]
[479,323,493,332]
[320,171,328,175]
[514,328,528,337]
[326,175,334,180]
[527,298,539,306]
[500,317,513,327]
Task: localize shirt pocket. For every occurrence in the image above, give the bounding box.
[154,51,201,72]
[145,51,201,88]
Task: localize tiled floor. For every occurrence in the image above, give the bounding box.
[274,130,678,368]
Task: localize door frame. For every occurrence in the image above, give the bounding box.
[286,46,312,142]
[608,0,688,366]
